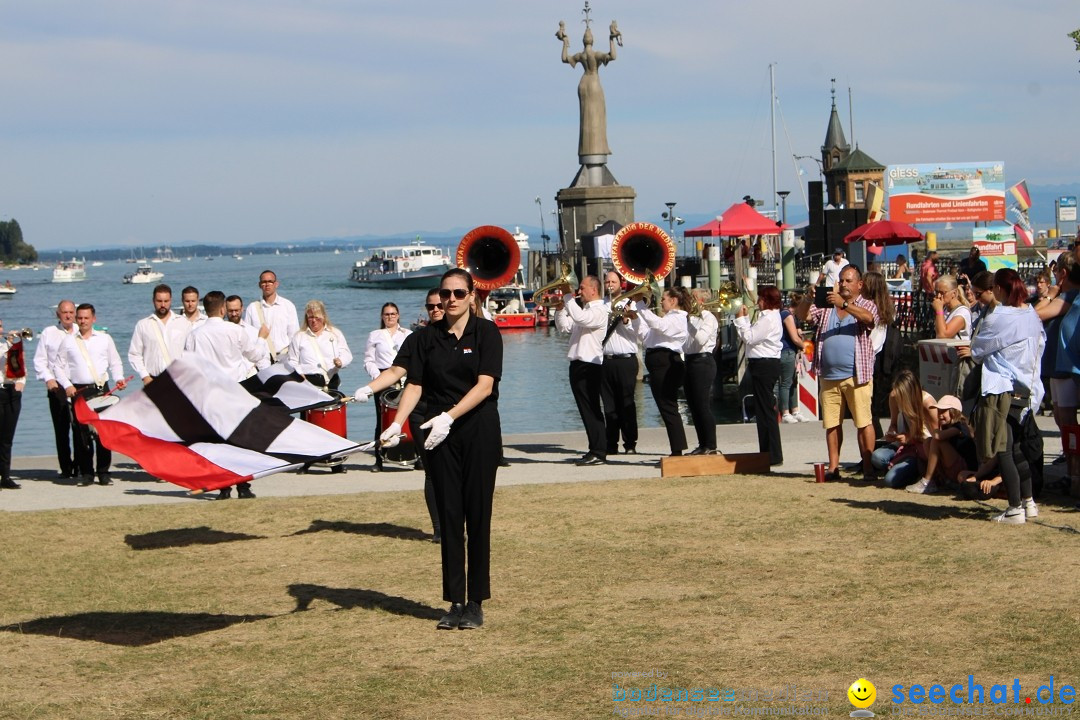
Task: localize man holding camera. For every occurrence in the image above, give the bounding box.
[797,265,880,482]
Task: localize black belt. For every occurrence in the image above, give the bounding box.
[685,352,713,358]
[604,353,634,359]
[646,347,677,354]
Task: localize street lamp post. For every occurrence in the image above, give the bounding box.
[776,190,790,225]
[661,201,685,285]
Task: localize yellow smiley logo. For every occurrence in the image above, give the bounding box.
[848,679,876,709]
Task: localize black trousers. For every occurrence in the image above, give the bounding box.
[410,410,440,536]
[748,358,783,465]
[427,407,500,604]
[47,386,73,476]
[601,354,638,453]
[644,349,687,454]
[72,383,111,477]
[683,353,717,451]
[0,386,22,482]
[569,360,606,458]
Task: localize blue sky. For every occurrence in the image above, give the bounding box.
[0,1,1076,249]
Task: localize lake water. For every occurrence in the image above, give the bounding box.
[4,251,742,458]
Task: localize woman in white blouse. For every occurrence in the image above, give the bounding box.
[634,287,691,456]
[363,302,412,471]
[289,300,353,392]
[734,285,784,465]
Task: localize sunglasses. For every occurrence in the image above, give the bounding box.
[425,303,443,311]
[438,288,470,300]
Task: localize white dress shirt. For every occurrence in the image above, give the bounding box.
[734,308,782,359]
[55,330,125,388]
[33,324,76,384]
[555,298,608,364]
[364,326,411,379]
[128,313,190,379]
[685,310,719,355]
[289,327,353,383]
[602,298,639,356]
[243,295,299,361]
[184,317,271,382]
[634,303,689,351]
[182,311,208,330]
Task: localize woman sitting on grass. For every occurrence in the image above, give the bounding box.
[905,395,976,494]
[870,370,938,488]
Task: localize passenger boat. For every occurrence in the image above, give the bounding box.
[123,264,165,284]
[917,170,985,196]
[52,258,87,283]
[349,239,453,289]
[485,271,539,330]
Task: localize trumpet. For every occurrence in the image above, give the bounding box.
[610,271,662,311]
[6,328,32,344]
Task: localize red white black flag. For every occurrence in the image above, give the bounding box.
[75,358,362,492]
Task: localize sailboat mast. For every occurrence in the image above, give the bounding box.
[770,63,777,219]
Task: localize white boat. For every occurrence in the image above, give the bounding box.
[917,170,985,196]
[52,258,87,283]
[91,261,105,267]
[123,264,165,284]
[0,282,16,295]
[349,239,453,289]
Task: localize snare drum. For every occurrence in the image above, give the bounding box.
[83,394,119,437]
[378,387,416,463]
[302,391,348,438]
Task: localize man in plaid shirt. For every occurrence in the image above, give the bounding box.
[796,265,880,481]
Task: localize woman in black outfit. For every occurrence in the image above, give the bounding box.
[633,287,692,456]
[383,268,503,630]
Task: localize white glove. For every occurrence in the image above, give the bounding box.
[354,385,373,403]
[379,421,402,448]
[419,412,454,451]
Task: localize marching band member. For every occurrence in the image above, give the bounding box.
[0,319,27,489]
[683,289,719,455]
[128,284,189,385]
[634,287,692,457]
[734,285,785,466]
[54,304,126,487]
[602,271,639,455]
[381,268,503,630]
[34,299,77,479]
[243,270,299,362]
[363,302,411,472]
[289,300,352,391]
[555,275,608,466]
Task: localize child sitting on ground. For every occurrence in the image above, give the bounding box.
[906,395,976,494]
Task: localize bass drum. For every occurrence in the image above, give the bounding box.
[379,387,416,464]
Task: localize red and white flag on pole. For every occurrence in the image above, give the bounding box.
[75,358,363,492]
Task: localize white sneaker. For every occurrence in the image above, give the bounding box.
[1022,498,1039,518]
[993,507,1026,524]
[905,477,938,494]
[793,412,812,422]
[782,413,799,424]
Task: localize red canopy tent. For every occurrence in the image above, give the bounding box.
[685,202,787,237]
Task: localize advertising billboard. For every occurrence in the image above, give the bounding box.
[972,227,1017,270]
[885,162,1006,224]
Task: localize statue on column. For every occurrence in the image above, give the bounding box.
[557,4,622,161]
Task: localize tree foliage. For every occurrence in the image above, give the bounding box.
[1071,29,1080,71]
[0,219,38,263]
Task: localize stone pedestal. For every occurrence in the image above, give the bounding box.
[555,185,636,256]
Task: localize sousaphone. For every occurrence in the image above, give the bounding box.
[456,225,521,293]
[610,222,675,308]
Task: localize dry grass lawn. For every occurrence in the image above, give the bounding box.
[1,473,1078,719]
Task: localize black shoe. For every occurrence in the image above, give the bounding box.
[97,474,113,486]
[703,449,719,455]
[624,446,637,455]
[77,475,94,487]
[1052,455,1068,466]
[575,454,605,466]
[371,463,383,473]
[825,468,842,482]
[237,486,256,499]
[687,447,706,456]
[499,459,511,467]
[413,458,424,471]
[431,532,441,544]
[216,488,233,500]
[58,469,75,479]
[437,602,465,630]
[0,478,20,489]
[330,464,346,474]
[458,601,484,630]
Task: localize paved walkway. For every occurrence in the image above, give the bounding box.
[0,416,1067,512]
